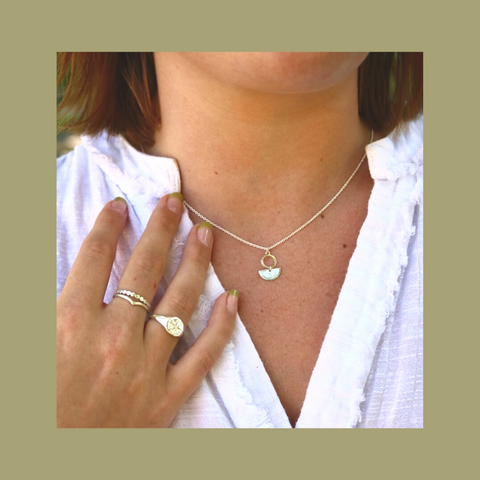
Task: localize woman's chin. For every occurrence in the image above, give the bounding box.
[168,52,370,94]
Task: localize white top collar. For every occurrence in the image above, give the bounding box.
[70,116,423,427]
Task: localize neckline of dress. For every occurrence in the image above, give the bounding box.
[82,117,422,427]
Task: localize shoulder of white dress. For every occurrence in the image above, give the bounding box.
[366,115,423,181]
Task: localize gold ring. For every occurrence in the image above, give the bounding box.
[149,315,185,337]
[261,253,277,269]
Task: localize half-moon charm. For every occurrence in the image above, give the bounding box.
[258,267,281,280]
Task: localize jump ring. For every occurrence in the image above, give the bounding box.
[261,253,277,270]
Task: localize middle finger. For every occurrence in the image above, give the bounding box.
[144,221,214,364]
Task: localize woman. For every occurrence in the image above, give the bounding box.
[57,52,423,428]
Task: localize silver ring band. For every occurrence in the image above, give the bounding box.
[114,290,151,311]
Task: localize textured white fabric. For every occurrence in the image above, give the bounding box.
[57,116,423,428]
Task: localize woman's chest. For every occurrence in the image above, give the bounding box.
[209,207,368,426]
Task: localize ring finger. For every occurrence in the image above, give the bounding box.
[144,221,214,364]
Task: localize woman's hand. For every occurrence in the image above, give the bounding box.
[56,193,238,427]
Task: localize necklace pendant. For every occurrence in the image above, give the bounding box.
[258,251,281,281]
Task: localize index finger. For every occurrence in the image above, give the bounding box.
[59,198,128,308]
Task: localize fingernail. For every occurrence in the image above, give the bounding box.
[197,221,213,248]
[111,197,128,214]
[227,289,239,313]
[167,192,184,214]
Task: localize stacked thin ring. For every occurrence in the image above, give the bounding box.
[112,290,184,338]
[113,289,151,311]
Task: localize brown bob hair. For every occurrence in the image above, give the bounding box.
[57,53,423,151]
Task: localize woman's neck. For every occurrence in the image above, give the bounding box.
[147,53,374,242]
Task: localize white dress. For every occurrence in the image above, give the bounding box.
[57,116,423,428]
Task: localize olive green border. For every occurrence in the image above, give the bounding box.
[5,1,468,478]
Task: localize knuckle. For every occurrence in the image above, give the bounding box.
[124,370,147,400]
[82,234,114,262]
[147,395,171,427]
[57,299,89,333]
[214,321,234,342]
[99,208,124,229]
[56,306,98,357]
[152,209,177,235]
[188,243,210,269]
[56,321,71,352]
[100,331,130,365]
[167,289,195,318]
[133,251,164,278]
[56,315,75,342]
[196,350,217,377]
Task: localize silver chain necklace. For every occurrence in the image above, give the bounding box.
[183,130,373,280]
